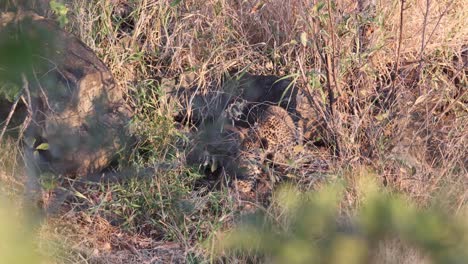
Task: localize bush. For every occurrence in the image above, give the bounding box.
[0,200,46,264]
[214,174,468,264]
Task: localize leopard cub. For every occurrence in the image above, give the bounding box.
[241,104,298,164]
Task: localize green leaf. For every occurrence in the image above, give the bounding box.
[73,191,89,202]
[313,2,325,14]
[375,112,389,121]
[50,0,69,27]
[210,157,218,173]
[35,143,49,151]
[0,81,21,102]
[170,0,182,7]
[300,32,308,47]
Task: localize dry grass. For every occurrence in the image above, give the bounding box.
[0,0,467,263]
[0,137,25,197]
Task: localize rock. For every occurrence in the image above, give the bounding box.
[0,11,132,177]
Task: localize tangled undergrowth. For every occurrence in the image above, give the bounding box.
[0,0,467,263]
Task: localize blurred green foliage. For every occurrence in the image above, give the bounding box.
[0,80,20,102]
[0,200,45,264]
[214,174,468,264]
[49,0,68,27]
[0,15,57,102]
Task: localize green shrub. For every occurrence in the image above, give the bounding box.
[214,174,468,264]
[0,200,46,264]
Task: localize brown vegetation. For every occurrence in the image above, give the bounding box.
[0,0,466,263]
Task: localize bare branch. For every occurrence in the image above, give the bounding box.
[0,74,27,142]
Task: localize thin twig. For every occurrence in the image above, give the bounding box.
[17,76,33,144]
[308,1,341,158]
[419,0,430,61]
[422,0,455,52]
[326,0,340,99]
[0,96,20,142]
[417,0,431,94]
[394,0,405,81]
[32,65,53,113]
[325,0,341,157]
[0,74,27,142]
[389,0,405,102]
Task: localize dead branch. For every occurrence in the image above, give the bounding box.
[0,74,27,142]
